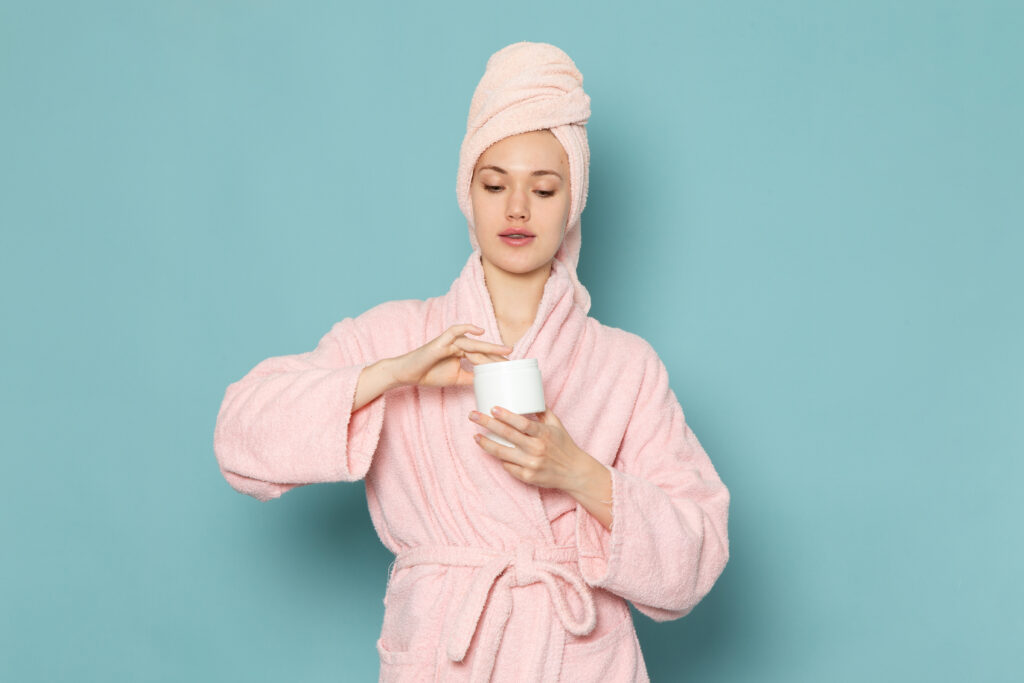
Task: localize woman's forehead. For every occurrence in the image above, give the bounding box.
[475,132,568,171]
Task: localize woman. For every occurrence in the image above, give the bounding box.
[214,41,730,682]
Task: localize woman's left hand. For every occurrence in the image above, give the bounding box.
[469,406,596,494]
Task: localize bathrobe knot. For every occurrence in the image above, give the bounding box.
[392,542,598,681]
[512,542,539,585]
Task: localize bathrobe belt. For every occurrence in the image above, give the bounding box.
[392,542,598,681]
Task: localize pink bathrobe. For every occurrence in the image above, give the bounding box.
[213,250,731,682]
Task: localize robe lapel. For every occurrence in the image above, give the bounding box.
[438,250,589,542]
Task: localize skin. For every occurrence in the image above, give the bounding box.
[465,130,614,530]
[469,129,570,349]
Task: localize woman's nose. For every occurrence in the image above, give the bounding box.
[506,192,528,220]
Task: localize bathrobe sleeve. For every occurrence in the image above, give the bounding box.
[213,314,388,502]
[574,345,730,621]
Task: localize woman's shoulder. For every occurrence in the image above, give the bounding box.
[323,298,429,360]
[580,318,665,394]
[587,318,659,361]
[350,298,429,327]
[586,320,679,408]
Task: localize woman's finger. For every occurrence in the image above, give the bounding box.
[472,411,534,451]
[474,432,535,468]
[463,350,494,365]
[454,337,513,355]
[464,339,512,356]
[480,353,512,364]
[464,351,511,367]
[444,324,484,344]
[488,406,543,438]
[455,369,476,386]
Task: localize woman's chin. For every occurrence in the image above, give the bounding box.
[482,250,554,276]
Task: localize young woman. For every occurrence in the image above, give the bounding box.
[214,41,730,682]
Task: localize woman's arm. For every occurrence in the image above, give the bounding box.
[213,316,392,502]
[574,348,731,621]
[567,460,613,531]
[353,357,402,412]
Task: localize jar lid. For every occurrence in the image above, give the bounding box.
[473,358,539,377]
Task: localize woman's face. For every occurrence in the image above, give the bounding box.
[470,130,571,277]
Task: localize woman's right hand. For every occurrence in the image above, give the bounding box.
[388,324,513,388]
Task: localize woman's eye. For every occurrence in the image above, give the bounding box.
[482,185,553,197]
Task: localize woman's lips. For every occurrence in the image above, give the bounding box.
[499,234,535,246]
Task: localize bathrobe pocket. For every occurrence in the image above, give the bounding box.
[376,637,432,682]
[376,564,451,673]
[561,601,648,682]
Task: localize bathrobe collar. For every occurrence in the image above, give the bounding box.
[449,249,586,362]
[441,248,590,544]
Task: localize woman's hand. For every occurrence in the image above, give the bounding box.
[470,406,614,529]
[469,406,596,494]
[389,324,512,389]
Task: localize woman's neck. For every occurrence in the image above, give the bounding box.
[480,257,552,346]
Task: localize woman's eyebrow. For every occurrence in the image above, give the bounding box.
[478,165,563,180]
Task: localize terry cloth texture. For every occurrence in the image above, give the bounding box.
[214,40,730,683]
[213,255,731,682]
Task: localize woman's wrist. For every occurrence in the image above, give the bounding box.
[353,358,403,412]
[377,357,407,391]
[567,453,614,531]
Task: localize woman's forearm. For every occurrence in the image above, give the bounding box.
[353,358,403,412]
[569,457,614,531]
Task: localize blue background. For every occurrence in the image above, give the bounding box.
[2,1,1021,681]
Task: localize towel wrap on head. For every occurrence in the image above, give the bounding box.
[456,41,593,315]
